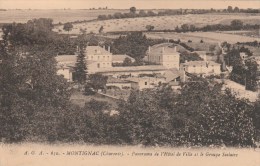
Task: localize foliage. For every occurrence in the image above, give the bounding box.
[99,26,104,34]
[226,47,258,91]
[63,22,73,34]
[88,74,108,91]
[108,32,166,62]
[0,19,71,142]
[129,7,137,14]
[145,25,155,31]
[74,45,87,84]
[180,51,203,63]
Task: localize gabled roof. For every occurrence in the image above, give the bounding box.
[86,46,112,55]
[163,68,181,83]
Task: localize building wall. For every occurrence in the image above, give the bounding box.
[99,70,166,78]
[106,82,132,89]
[57,68,72,82]
[148,51,180,69]
[182,64,221,75]
[162,54,180,69]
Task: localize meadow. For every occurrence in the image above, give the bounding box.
[145,31,260,44]
[53,13,260,34]
[0,9,128,24]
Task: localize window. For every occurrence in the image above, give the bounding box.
[145,82,147,85]
[98,56,100,60]
[97,63,100,68]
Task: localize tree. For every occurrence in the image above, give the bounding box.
[88,74,108,91]
[227,6,233,13]
[0,20,71,142]
[74,45,87,84]
[181,24,190,32]
[139,10,147,17]
[130,7,137,14]
[99,25,104,34]
[231,19,243,30]
[63,22,73,34]
[173,78,255,146]
[145,25,155,31]
[234,7,240,13]
[122,57,132,66]
[244,59,258,91]
[117,90,171,146]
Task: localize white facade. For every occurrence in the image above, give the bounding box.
[126,77,166,90]
[180,61,221,75]
[85,46,113,73]
[146,43,180,70]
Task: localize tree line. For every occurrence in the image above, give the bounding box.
[97,6,260,21]
[175,20,259,33]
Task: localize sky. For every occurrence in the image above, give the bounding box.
[0,0,259,9]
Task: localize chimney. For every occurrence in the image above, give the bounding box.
[108,46,110,53]
[148,46,151,53]
[174,46,177,52]
[103,45,105,50]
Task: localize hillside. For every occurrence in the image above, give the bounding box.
[53,13,260,34]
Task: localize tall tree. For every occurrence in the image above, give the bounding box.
[63,22,73,35]
[74,45,87,84]
[130,7,137,14]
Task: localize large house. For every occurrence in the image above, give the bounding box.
[85,46,113,73]
[145,43,180,70]
[180,60,221,76]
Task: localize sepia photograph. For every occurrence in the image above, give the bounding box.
[0,0,259,165]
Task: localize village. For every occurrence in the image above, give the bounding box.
[56,39,260,104]
[0,2,260,154]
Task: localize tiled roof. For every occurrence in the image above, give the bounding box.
[163,68,181,83]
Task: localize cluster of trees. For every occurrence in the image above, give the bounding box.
[180,51,203,63]
[175,20,259,33]
[0,19,71,142]
[107,32,166,63]
[225,6,259,13]
[3,72,259,146]
[237,41,260,48]
[98,6,260,21]
[223,45,258,91]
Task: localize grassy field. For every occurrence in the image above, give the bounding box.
[53,13,260,34]
[145,31,260,44]
[0,9,128,24]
